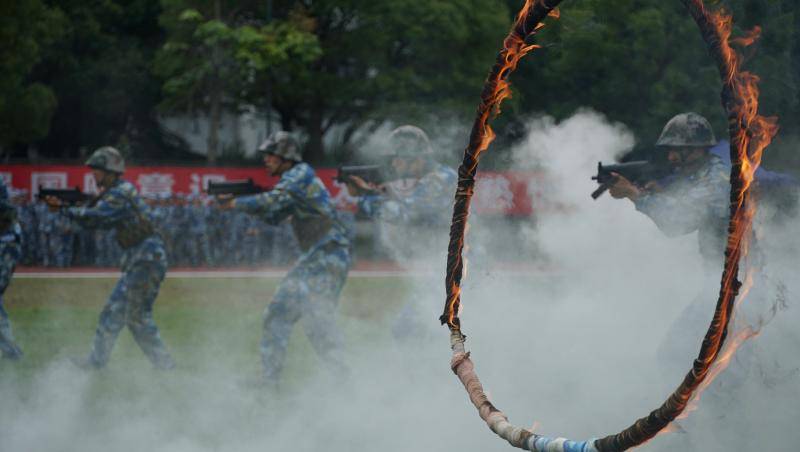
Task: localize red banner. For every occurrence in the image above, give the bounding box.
[0,164,537,216]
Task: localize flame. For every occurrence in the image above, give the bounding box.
[444,0,558,330]
[649,5,779,442]
[685,2,777,405]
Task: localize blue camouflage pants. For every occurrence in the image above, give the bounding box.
[261,241,351,383]
[0,241,22,359]
[88,258,174,369]
[0,300,22,359]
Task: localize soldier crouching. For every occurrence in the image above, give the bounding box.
[45,147,175,370]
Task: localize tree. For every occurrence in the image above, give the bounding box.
[19,0,184,162]
[504,0,799,169]
[154,0,320,163]
[262,0,510,163]
[0,0,64,155]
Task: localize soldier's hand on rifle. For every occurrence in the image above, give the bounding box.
[345,175,378,196]
[44,195,63,212]
[607,172,642,200]
[214,194,236,210]
[643,180,663,193]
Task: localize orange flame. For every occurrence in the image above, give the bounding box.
[444,0,558,330]
[652,6,778,439]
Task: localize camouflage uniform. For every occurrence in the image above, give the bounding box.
[187,198,213,266]
[356,161,457,340]
[0,180,23,360]
[63,179,174,369]
[16,200,37,265]
[632,112,729,267]
[358,162,456,221]
[633,154,730,267]
[631,113,756,409]
[234,162,352,383]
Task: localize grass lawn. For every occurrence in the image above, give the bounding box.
[2,272,798,452]
[2,275,412,390]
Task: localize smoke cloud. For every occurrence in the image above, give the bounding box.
[1,110,797,452]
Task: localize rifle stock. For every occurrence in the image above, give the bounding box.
[590,160,667,200]
[37,186,92,205]
[206,179,269,197]
[336,165,394,185]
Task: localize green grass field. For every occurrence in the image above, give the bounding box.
[3,273,799,452]
[2,276,412,388]
[8,273,548,452]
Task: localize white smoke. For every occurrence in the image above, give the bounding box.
[1,110,797,452]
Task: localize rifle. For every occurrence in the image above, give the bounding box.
[206,179,269,197]
[336,165,395,185]
[37,186,93,205]
[591,160,668,199]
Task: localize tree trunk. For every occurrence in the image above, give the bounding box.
[207,86,220,164]
[792,0,800,132]
[305,104,324,164]
[206,0,223,165]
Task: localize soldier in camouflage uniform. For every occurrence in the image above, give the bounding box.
[218,131,351,386]
[609,112,730,267]
[45,147,175,369]
[14,194,37,265]
[608,113,761,419]
[0,180,24,360]
[187,195,213,266]
[347,125,457,231]
[346,125,457,340]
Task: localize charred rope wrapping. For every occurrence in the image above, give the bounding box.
[441,0,777,451]
[441,0,562,332]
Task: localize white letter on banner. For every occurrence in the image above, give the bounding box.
[32,172,68,200]
[138,173,175,196]
[84,173,99,195]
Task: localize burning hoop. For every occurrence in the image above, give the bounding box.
[440,1,779,451]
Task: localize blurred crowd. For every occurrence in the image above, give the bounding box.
[8,193,356,268]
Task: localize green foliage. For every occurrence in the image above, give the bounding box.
[0,0,64,147]
[154,1,320,113]
[26,0,179,160]
[510,0,720,149]
[507,0,799,165]
[1,0,798,168]
[266,0,510,162]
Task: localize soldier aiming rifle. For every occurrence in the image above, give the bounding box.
[43,146,175,370]
[345,125,457,341]
[344,125,456,226]
[216,130,352,388]
[0,179,23,360]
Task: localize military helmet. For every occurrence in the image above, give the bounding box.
[388,125,433,158]
[656,112,717,148]
[86,146,126,173]
[258,131,302,162]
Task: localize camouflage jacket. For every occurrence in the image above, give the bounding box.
[235,163,350,252]
[0,179,19,250]
[0,222,22,289]
[634,154,730,265]
[64,179,165,268]
[357,162,457,225]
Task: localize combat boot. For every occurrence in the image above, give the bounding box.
[1,344,23,361]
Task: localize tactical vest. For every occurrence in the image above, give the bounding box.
[290,215,333,252]
[98,187,157,249]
